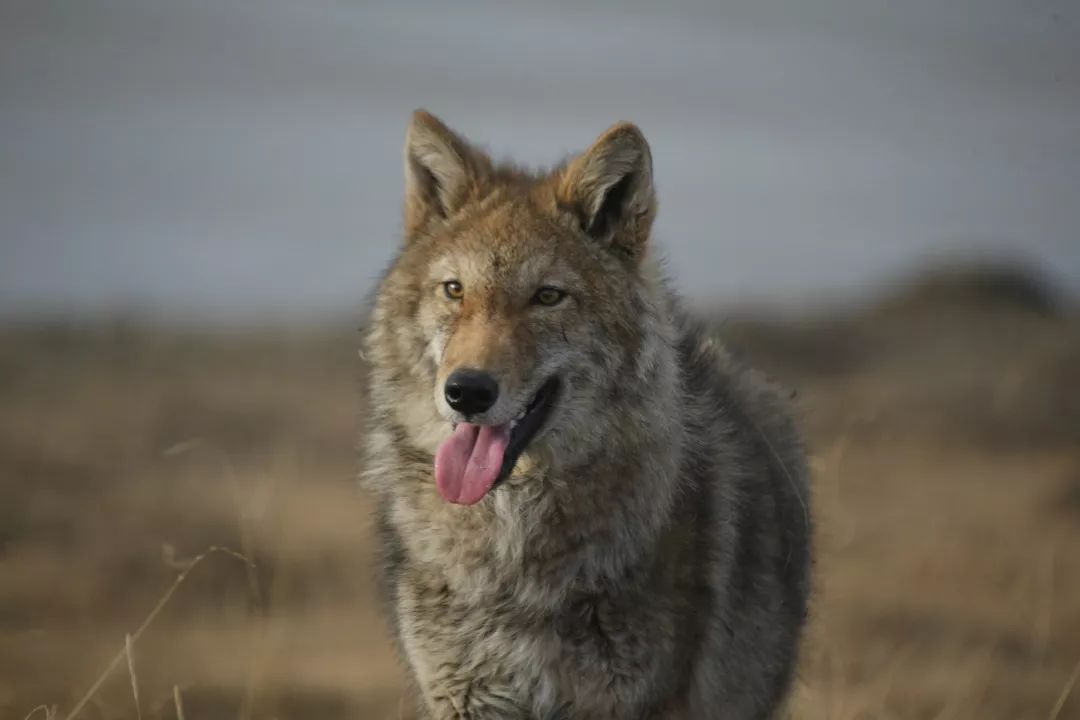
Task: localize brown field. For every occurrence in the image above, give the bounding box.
[2,271,1079,720]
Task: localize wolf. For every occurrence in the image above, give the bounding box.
[361,110,811,720]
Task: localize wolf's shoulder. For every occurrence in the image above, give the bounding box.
[676,311,795,407]
[674,310,806,483]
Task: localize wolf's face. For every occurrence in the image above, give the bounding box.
[371,111,662,505]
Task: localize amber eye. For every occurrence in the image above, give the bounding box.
[443,280,464,300]
[532,286,566,306]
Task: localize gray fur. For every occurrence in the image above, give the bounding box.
[361,114,811,720]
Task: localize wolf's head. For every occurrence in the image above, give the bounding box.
[367,111,678,506]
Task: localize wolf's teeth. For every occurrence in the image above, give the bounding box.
[509,409,525,430]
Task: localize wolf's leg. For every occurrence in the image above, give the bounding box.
[397,580,545,718]
[541,704,572,720]
[420,678,533,719]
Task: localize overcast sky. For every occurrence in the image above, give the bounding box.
[2,0,1078,322]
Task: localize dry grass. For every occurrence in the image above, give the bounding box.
[1,278,1078,719]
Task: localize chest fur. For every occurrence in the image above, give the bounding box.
[395,570,681,718]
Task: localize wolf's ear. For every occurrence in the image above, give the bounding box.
[404,110,487,236]
[558,122,656,257]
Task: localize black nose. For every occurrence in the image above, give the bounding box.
[444,369,499,416]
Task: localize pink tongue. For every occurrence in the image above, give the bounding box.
[434,423,511,505]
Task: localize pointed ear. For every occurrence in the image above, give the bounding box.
[558,122,656,257]
[403,110,487,236]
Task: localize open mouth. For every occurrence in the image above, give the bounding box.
[501,375,560,480]
[434,376,560,505]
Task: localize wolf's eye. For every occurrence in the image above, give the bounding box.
[443,280,464,300]
[532,287,566,306]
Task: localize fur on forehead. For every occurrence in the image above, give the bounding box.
[427,243,586,291]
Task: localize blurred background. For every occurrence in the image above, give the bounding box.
[1,1,1079,718]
